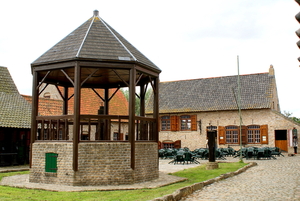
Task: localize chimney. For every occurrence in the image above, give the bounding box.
[269,64,275,76]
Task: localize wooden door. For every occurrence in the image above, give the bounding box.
[275,130,288,152]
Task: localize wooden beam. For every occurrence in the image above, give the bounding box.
[140,84,145,116]
[61,69,75,86]
[31,61,76,70]
[38,83,49,96]
[78,61,134,69]
[63,86,68,115]
[104,88,110,140]
[104,88,109,115]
[112,69,129,87]
[108,87,120,102]
[36,71,51,90]
[135,73,143,85]
[92,88,105,102]
[81,68,99,87]
[55,85,64,100]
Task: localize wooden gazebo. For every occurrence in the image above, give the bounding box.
[29,10,161,186]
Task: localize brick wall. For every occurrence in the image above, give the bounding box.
[29,142,158,186]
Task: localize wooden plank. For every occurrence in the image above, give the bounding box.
[31,61,76,69]
[135,65,160,77]
[78,61,134,69]
[275,140,288,152]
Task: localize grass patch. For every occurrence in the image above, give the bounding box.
[0,162,247,201]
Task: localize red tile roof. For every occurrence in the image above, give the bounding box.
[23,95,63,116]
[67,88,128,115]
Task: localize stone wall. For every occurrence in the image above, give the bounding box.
[159,109,300,151]
[29,142,74,185]
[29,142,158,186]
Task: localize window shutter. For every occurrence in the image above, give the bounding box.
[45,153,58,173]
[241,126,247,145]
[191,115,197,131]
[171,116,179,131]
[174,140,181,149]
[218,126,225,145]
[158,141,162,149]
[260,125,268,144]
[158,116,161,131]
[120,133,124,141]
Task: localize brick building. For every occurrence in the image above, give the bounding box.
[146,66,300,153]
[30,84,129,140]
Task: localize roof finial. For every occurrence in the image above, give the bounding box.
[269,64,274,76]
[93,10,99,16]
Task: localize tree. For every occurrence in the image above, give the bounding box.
[283,110,293,118]
[283,111,300,124]
[121,88,152,115]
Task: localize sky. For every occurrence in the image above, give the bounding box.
[0,0,300,117]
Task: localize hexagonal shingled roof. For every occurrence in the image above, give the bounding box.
[32,10,160,72]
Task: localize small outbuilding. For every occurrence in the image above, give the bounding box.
[0,66,31,166]
[29,10,161,186]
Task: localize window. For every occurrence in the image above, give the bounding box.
[113,132,119,140]
[247,125,260,143]
[43,92,51,99]
[219,125,268,145]
[160,115,197,131]
[180,115,191,130]
[225,126,239,144]
[45,153,58,173]
[161,116,171,131]
[206,126,217,131]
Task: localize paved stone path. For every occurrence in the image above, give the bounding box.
[181,155,300,201]
[1,155,299,201]
[0,160,201,191]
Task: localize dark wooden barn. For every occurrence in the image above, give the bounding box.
[0,66,31,166]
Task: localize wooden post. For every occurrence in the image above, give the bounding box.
[63,86,68,115]
[153,77,159,142]
[104,88,110,140]
[129,67,136,169]
[140,83,146,140]
[30,70,39,168]
[73,62,81,171]
[140,83,145,117]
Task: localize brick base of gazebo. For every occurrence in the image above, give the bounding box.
[29,142,158,186]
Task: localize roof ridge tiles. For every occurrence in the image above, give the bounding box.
[98,15,137,62]
[160,72,269,84]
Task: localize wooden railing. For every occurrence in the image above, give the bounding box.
[35,115,157,142]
